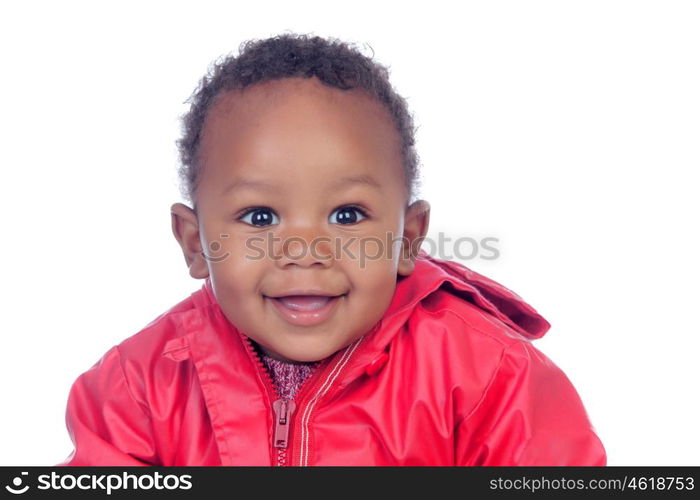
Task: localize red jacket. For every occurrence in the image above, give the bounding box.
[60,252,606,466]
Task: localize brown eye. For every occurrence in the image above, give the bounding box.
[329,206,367,225]
[239,208,280,227]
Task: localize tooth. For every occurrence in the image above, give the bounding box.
[279,296,331,311]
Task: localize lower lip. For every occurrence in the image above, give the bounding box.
[267,295,344,327]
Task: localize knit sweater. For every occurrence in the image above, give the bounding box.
[259,351,319,400]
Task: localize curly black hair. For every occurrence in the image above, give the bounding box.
[177,32,422,209]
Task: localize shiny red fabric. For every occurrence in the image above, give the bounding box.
[60,252,606,466]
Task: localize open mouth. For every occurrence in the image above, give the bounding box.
[271,295,341,311]
[265,293,347,326]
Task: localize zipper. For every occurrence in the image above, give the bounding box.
[238,332,332,466]
[292,336,364,466]
[272,398,296,465]
[238,330,367,466]
[272,399,296,447]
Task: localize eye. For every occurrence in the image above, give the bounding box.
[238,207,280,227]
[329,205,368,225]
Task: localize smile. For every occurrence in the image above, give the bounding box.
[266,294,345,327]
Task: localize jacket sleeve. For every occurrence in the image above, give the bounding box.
[455,340,606,466]
[57,346,158,466]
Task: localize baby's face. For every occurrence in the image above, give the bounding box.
[172,77,429,362]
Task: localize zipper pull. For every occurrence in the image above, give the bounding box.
[272,398,296,448]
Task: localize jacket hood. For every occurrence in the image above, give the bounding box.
[365,250,550,340]
[401,250,551,340]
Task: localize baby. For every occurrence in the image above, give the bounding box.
[60,33,606,466]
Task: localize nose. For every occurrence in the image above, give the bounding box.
[273,224,334,269]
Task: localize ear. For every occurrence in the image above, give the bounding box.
[170,203,210,280]
[397,200,431,276]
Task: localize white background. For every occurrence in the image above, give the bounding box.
[1,0,698,466]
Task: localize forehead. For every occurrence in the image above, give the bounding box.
[197,77,405,197]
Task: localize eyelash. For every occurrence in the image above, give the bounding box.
[237,205,369,227]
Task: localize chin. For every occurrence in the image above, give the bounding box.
[283,349,332,364]
[277,342,342,363]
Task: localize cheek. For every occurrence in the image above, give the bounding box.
[230,232,270,261]
[352,268,397,325]
[206,238,267,295]
[347,253,399,301]
[202,226,271,265]
[338,228,403,264]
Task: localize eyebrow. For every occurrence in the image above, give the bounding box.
[332,174,382,190]
[222,179,280,195]
[222,173,381,195]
